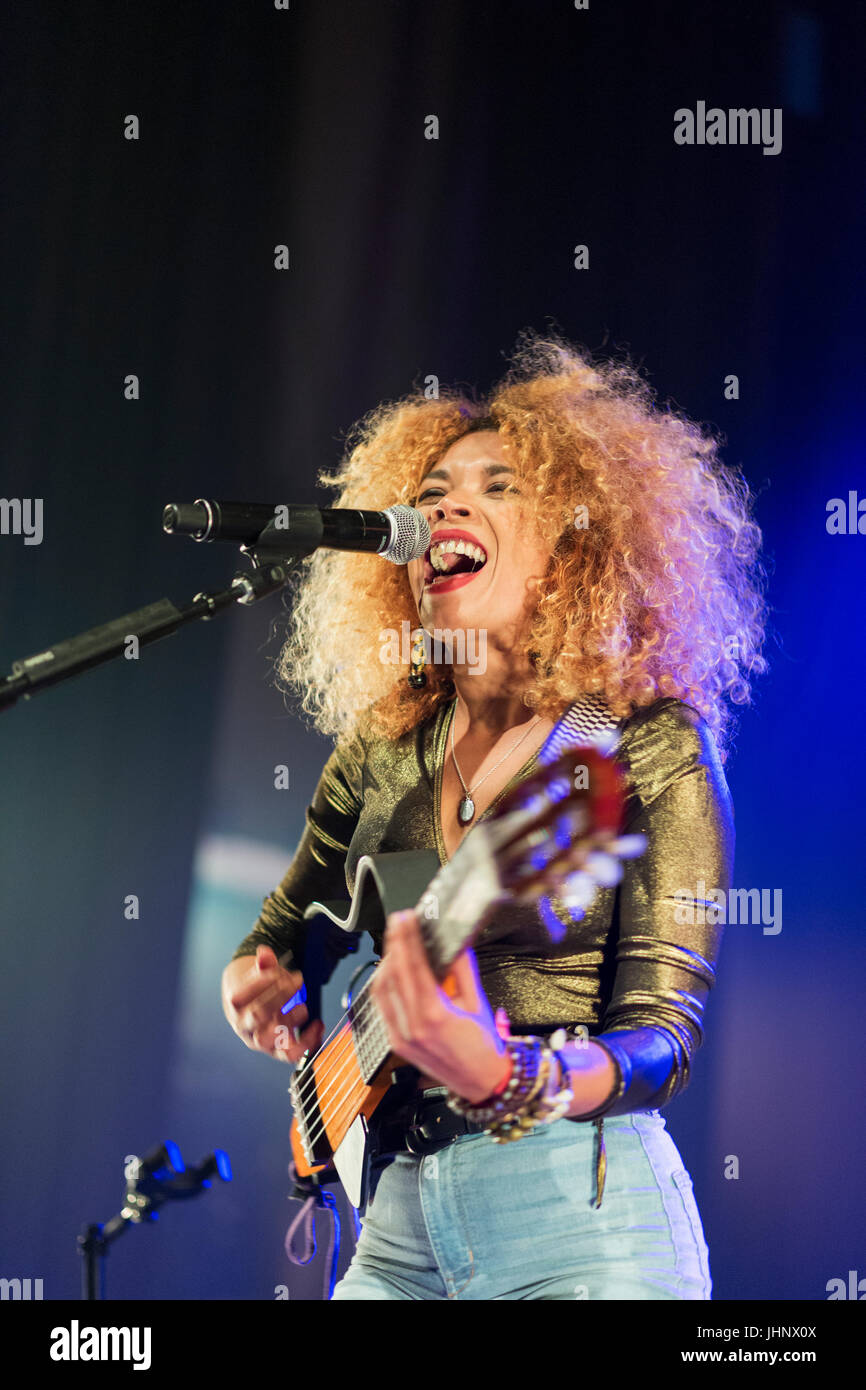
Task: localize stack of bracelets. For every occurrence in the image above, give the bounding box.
[445,1028,575,1142]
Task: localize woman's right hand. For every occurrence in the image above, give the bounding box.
[221,945,325,1064]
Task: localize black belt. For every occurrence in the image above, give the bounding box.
[371,1087,488,1159]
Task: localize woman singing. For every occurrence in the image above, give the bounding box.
[221,332,767,1300]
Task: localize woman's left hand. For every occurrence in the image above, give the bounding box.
[370,909,511,1104]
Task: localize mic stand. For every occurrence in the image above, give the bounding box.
[78,1145,232,1300]
[0,514,320,712]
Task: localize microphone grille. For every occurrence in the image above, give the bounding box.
[382,506,431,564]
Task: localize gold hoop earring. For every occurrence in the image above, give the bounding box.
[408,627,428,688]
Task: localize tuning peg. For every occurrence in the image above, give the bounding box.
[544,774,573,805]
[555,805,590,842]
[584,850,624,888]
[608,834,647,859]
[593,730,620,756]
[537,895,571,941]
[559,870,597,909]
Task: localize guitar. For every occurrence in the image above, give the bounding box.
[288,745,645,1207]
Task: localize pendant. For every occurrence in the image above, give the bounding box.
[458,794,475,825]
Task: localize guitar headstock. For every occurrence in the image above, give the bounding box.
[487,744,646,939]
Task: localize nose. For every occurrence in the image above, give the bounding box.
[430,494,473,522]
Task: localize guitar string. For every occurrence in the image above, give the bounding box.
[288,960,406,1129]
[292,1011,393,1153]
[246,957,370,1078]
[286,780,616,1153]
[293,1029,373,1149]
[289,815,615,1150]
[292,851,617,1154]
[289,942,422,1134]
[286,787,558,1105]
[286,870,500,1150]
[291,984,381,1109]
[289,786,576,1083]
[290,878,497,1123]
[288,974,379,1095]
[236,964,387,1155]
[284,823,524,1112]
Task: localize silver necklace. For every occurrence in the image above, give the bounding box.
[450,705,541,826]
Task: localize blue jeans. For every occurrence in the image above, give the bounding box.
[331,1108,712,1300]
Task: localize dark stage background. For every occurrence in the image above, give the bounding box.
[1,1,864,1302]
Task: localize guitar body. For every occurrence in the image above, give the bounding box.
[286,748,637,1209]
[290,852,441,1206]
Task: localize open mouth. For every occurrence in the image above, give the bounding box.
[423,534,488,589]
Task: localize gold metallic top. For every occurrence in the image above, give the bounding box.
[232,695,734,1125]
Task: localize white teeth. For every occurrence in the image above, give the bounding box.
[427,538,488,575]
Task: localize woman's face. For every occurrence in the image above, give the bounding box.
[407,430,551,645]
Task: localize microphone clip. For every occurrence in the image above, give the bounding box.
[239,507,325,572]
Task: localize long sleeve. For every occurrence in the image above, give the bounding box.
[575,699,735,1118]
[230,727,366,976]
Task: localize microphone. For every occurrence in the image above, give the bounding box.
[162,500,430,565]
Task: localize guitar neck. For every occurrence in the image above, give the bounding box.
[342,753,622,1085]
[291,746,633,1181]
[347,824,508,1084]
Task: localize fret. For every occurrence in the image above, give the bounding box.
[416,825,504,975]
[348,982,388,1084]
[289,738,637,1181]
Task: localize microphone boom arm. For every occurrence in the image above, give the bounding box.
[0,547,305,712]
[1,498,423,711]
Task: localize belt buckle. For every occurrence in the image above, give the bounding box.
[405,1096,452,1157]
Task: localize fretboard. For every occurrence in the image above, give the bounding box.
[347,823,507,1084]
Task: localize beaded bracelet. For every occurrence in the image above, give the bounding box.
[445,1035,574,1140]
[444,1037,546,1126]
[487,1045,575,1143]
[490,1050,514,1096]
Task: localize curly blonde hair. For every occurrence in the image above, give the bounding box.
[277,330,768,761]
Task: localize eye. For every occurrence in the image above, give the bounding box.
[414,481,519,504]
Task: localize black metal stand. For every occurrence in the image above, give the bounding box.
[77,1142,232,1300]
[0,516,318,711]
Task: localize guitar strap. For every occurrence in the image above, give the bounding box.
[538,690,624,766]
[293,689,628,1250]
[537,689,625,1211]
